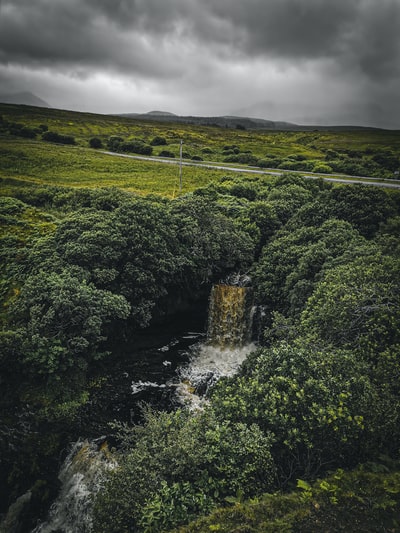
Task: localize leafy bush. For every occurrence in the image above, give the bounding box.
[106,135,123,151]
[324,185,397,238]
[42,131,76,145]
[150,135,167,146]
[159,150,175,158]
[312,162,333,173]
[0,196,26,218]
[89,137,103,149]
[10,268,130,375]
[223,145,239,151]
[257,158,282,168]
[372,151,399,172]
[301,253,400,359]
[212,342,391,482]
[265,183,314,224]
[93,408,275,532]
[118,140,152,155]
[278,159,314,171]
[252,218,367,319]
[224,153,259,165]
[8,123,37,139]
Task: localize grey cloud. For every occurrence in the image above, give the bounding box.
[198,0,400,82]
[345,0,400,79]
[1,0,399,83]
[0,1,188,79]
[201,0,359,57]
[0,0,399,128]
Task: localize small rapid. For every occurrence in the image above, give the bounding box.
[32,440,117,533]
[176,342,256,408]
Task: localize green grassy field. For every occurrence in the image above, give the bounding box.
[0,103,399,197]
[0,138,233,197]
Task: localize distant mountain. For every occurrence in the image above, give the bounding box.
[116,111,297,130]
[114,110,382,131]
[0,91,50,108]
[232,100,395,130]
[146,110,177,117]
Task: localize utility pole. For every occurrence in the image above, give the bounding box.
[179,139,183,192]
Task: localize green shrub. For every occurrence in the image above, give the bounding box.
[6,121,37,138]
[150,135,167,146]
[93,408,275,532]
[106,135,123,151]
[257,158,282,168]
[118,140,153,155]
[42,131,76,145]
[312,162,333,173]
[89,137,103,149]
[159,150,175,158]
[224,153,259,165]
[212,342,391,482]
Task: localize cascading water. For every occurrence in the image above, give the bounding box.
[31,440,117,533]
[177,276,256,406]
[207,283,254,348]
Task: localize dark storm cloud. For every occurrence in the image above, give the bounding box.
[199,0,400,81]
[0,0,399,81]
[0,0,182,78]
[345,1,400,79]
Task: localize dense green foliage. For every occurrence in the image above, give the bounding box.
[173,461,400,532]
[88,177,400,531]
[1,191,253,386]
[1,104,400,531]
[94,409,275,532]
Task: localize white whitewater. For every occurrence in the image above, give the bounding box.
[31,440,117,533]
[176,342,256,409]
[177,280,256,408]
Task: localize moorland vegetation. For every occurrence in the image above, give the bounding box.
[0,104,400,531]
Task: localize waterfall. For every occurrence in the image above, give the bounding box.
[32,439,117,533]
[177,278,256,405]
[207,282,254,348]
[28,285,257,529]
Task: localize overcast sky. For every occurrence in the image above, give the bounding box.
[0,0,399,128]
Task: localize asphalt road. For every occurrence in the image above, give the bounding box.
[101,151,400,189]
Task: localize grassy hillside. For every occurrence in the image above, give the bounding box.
[0,138,228,197]
[0,104,399,199]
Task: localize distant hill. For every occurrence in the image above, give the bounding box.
[0,92,50,108]
[116,111,295,130]
[146,110,177,117]
[115,110,382,131]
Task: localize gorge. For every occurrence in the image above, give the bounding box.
[27,278,256,532]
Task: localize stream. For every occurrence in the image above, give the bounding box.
[2,282,256,533]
